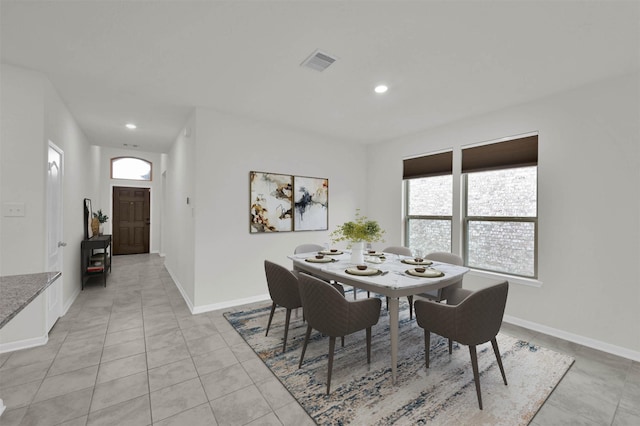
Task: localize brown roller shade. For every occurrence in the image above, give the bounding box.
[403,151,452,180]
[462,135,538,173]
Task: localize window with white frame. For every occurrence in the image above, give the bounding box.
[111,157,152,181]
[403,151,452,256]
[462,135,538,278]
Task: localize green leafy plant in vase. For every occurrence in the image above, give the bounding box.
[330,209,385,264]
[92,209,109,236]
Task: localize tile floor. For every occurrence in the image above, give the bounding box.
[0,254,638,425]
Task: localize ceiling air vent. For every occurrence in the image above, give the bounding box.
[300,49,337,72]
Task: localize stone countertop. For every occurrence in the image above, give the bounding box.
[0,272,62,329]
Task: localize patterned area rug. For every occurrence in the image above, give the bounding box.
[224,292,574,425]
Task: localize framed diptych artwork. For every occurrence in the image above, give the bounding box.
[249,171,328,233]
[293,175,328,231]
[250,171,293,233]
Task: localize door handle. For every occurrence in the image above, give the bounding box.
[58,241,67,247]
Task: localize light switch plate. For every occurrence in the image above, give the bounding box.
[3,202,26,217]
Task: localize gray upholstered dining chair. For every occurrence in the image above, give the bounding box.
[408,252,465,315]
[294,243,325,255]
[264,260,303,353]
[414,280,509,409]
[297,273,381,394]
[293,243,345,296]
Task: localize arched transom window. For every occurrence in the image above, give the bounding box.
[111,157,152,181]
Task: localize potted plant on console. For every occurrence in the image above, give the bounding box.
[92,209,109,236]
[330,209,385,264]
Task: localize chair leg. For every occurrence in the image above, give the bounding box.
[424,330,431,368]
[366,327,372,363]
[407,295,414,319]
[265,302,276,337]
[491,338,508,386]
[469,345,483,410]
[282,308,292,353]
[327,336,336,395]
[367,291,370,298]
[386,297,389,311]
[448,338,453,354]
[341,336,345,347]
[298,325,312,369]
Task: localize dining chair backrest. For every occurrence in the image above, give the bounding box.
[426,251,463,266]
[454,281,509,345]
[383,246,412,256]
[294,243,324,254]
[264,260,301,310]
[298,273,352,337]
[298,273,381,337]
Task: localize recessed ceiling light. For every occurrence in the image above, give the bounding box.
[374,85,388,94]
[125,123,137,130]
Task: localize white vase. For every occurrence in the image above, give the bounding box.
[350,241,365,265]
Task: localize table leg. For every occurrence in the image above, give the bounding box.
[388,296,399,384]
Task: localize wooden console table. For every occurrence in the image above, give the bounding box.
[80,235,112,289]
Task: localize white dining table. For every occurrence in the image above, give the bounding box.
[288,250,469,384]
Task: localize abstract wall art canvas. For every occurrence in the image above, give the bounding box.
[293,175,328,231]
[250,171,293,232]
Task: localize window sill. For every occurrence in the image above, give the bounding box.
[467,269,542,288]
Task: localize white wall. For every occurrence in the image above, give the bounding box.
[0,65,47,275]
[96,147,163,254]
[1,64,99,346]
[367,72,640,356]
[164,112,196,307]
[164,108,367,310]
[43,77,99,309]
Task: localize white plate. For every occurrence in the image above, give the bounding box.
[405,268,444,278]
[402,258,433,266]
[365,251,384,256]
[345,267,380,276]
[305,257,334,263]
[320,250,343,255]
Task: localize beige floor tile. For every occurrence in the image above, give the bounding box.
[90,371,148,413]
[274,401,316,426]
[200,363,253,401]
[0,380,41,410]
[256,376,297,410]
[0,360,52,388]
[100,338,146,363]
[33,365,98,403]
[103,326,144,347]
[96,352,147,384]
[48,348,102,376]
[152,403,218,426]
[185,333,227,357]
[149,377,208,422]
[146,341,191,369]
[86,394,151,426]
[148,357,198,392]
[192,346,239,376]
[210,385,272,426]
[20,388,93,426]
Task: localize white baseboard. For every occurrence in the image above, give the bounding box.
[0,334,48,354]
[164,265,269,315]
[503,314,640,362]
[62,286,81,316]
[192,293,271,315]
[164,264,195,314]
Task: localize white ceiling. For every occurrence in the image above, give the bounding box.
[2,1,638,153]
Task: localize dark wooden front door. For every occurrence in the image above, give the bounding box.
[113,186,150,255]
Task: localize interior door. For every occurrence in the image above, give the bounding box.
[113,186,150,254]
[46,142,64,331]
